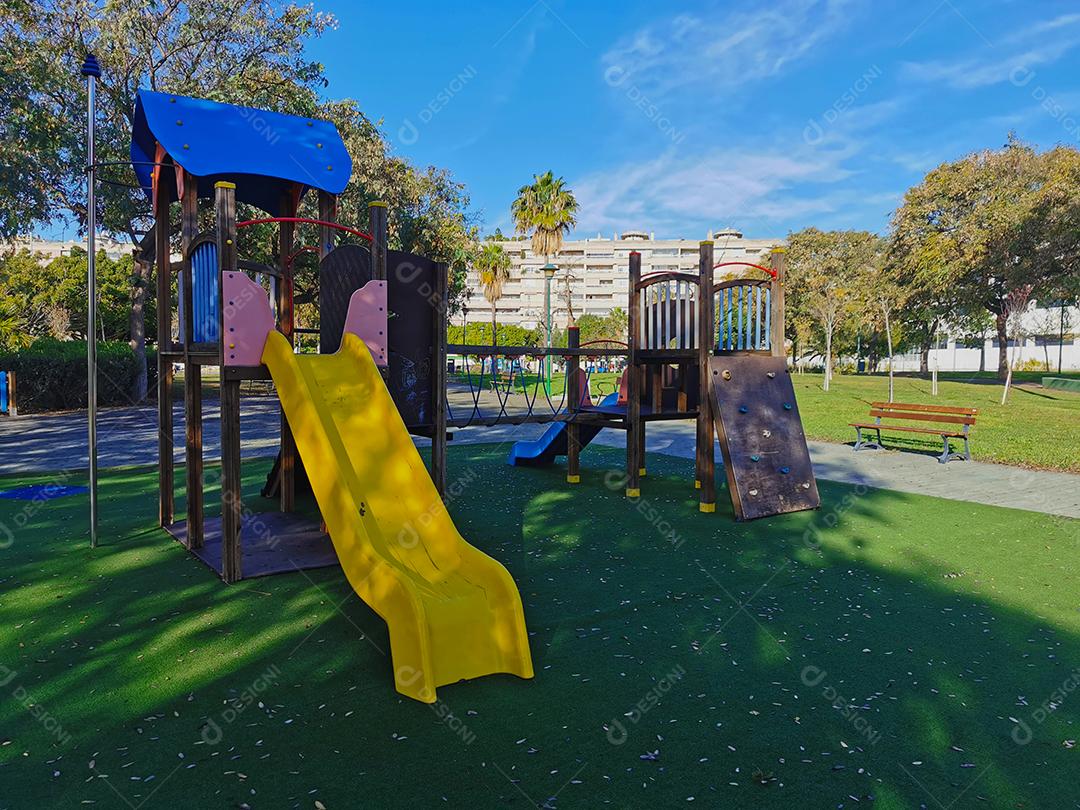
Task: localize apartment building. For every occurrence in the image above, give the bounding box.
[462,228,781,330]
[6,236,130,262]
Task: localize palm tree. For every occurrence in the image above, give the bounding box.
[476,242,512,345]
[511,171,580,325]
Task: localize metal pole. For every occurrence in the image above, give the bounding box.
[1060,303,1066,375]
[82,54,100,548]
[543,265,554,396]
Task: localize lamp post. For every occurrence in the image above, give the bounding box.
[82,53,100,549]
[543,263,557,395]
[460,304,468,376]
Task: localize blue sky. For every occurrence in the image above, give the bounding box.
[306,0,1080,241]
[41,2,1079,244]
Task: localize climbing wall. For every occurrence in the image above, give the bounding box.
[708,355,820,520]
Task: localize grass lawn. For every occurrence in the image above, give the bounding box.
[1,444,1078,808]
[790,372,1080,472]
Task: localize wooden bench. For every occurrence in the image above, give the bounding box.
[850,401,977,464]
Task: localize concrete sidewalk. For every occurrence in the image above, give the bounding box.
[1,399,1077,519]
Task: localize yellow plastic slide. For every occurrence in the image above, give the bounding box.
[262,331,534,703]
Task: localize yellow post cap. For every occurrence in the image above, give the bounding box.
[214,181,236,189]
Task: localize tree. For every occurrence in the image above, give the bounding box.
[786,228,879,391]
[474,242,511,346]
[511,171,579,326]
[854,238,900,399]
[1000,284,1033,404]
[889,136,1078,380]
[2,3,480,393]
[1,0,335,399]
[0,247,144,351]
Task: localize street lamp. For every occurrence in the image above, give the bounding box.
[543,263,557,395]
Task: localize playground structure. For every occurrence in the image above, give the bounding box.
[80,80,819,701]
[498,248,820,520]
[0,371,14,416]
[132,90,531,702]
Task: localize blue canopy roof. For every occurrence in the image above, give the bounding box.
[131,90,352,216]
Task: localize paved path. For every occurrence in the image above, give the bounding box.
[1,398,1077,519]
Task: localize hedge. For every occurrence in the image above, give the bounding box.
[0,338,157,414]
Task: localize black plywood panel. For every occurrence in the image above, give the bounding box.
[386,249,436,429]
[318,246,436,430]
[708,355,820,520]
[319,244,372,355]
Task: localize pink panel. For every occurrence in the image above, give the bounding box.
[222,271,276,366]
[342,280,388,366]
[617,367,629,406]
[575,368,593,407]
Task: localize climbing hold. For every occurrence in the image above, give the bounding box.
[750,454,760,462]
[749,489,759,496]
[722,370,732,380]
[780,466,790,474]
[762,429,772,438]
[739,406,748,413]
[802,482,811,489]
[767,371,775,379]
[783,403,792,410]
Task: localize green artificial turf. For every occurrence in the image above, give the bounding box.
[0,445,1078,808]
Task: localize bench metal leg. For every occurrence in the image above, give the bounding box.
[853,426,883,452]
[938,435,970,464]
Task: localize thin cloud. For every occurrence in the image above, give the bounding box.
[902,13,1080,89]
[572,146,855,235]
[601,0,858,98]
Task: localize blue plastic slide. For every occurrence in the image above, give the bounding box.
[507,392,619,466]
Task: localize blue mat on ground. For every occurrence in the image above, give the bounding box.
[0,484,89,500]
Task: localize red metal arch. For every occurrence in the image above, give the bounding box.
[713,260,777,279]
[579,339,630,348]
[236,217,373,242]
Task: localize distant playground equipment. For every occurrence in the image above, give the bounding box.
[127,89,531,703]
[497,250,820,520]
[0,371,14,416]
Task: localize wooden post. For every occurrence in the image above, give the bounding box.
[181,184,203,547]
[277,190,297,513]
[625,252,641,498]
[769,248,785,359]
[431,261,449,497]
[216,182,242,583]
[154,186,174,526]
[697,241,716,513]
[566,326,581,484]
[6,371,14,417]
[317,191,336,260]
[369,201,388,281]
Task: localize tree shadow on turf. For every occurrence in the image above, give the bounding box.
[0,445,1077,808]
